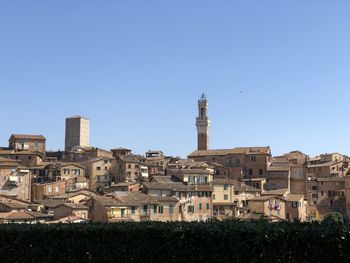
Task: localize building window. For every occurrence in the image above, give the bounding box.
[259,169,263,176]
[248,169,253,176]
[292,202,298,208]
[224,194,228,201]
[131,207,136,214]
[330,200,334,206]
[312,194,317,199]
[234,191,239,195]
[121,209,126,218]
[212,194,215,200]
[153,205,157,213]
[224,184,228,191]
[158,206,163,214]
[179,206,182,213]
[105,167,108,171]
[321,191,324,196]
[48,186,52,193]
[55,186,59,193]
[175,192,180,198]
[128,164,131,169]
[206,203,210,209]
[169,205,174,214]
[250,156,256,162]
[199,203,202,210]
[143,205,148,215]
[187,206,194,213]
[312,186,317,191]
[96,167,101,171]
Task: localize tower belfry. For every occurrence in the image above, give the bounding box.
[196,93,211,151]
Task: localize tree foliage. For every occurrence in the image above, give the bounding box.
[0,221,349,262]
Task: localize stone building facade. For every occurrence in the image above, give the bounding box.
[65,116,90,151]
[8,134,46,154]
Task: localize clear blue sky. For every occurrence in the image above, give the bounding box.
[1,1,350,158]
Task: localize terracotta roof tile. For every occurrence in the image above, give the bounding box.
[10,134,46,140]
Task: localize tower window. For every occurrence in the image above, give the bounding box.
[201,108,204,118]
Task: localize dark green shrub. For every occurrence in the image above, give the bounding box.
[0,221,349,262]
[322,212,344,225]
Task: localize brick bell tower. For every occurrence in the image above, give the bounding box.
[196,93,211,151]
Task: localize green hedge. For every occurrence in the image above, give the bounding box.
[0,221,349,263]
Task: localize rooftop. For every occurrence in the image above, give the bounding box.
[142,182,189,191]
[307,160,346,168]
[94,196,123,207]
[0,202,29,209]
[151,176,174,183]
[66,115,90,120]
[9,134,46,140]
[113,192,158,206]
[262,188,289,196]
[42,199,66,208]
[62,203,89,210]
[188,147,271,157]
[111,147,132,151]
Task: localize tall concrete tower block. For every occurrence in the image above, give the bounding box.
[65,116,90,151]
[196,94,211,151]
